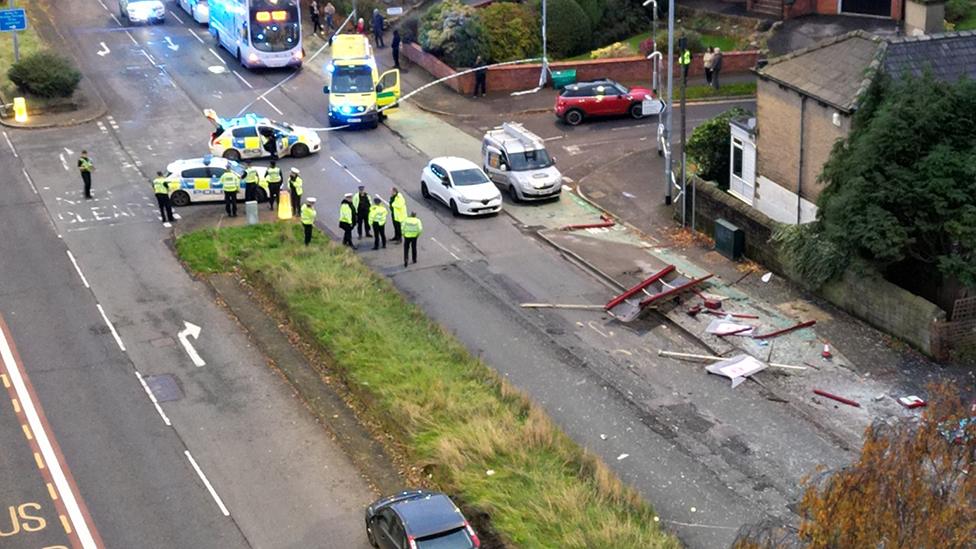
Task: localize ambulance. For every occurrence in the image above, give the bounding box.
[322,34,401,129]
[204,109,321,160]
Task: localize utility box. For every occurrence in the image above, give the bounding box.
[551,69,577,89]
[714,218,744,260]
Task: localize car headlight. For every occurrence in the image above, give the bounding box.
[457,196,475,204]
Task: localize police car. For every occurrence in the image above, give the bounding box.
[165,156,268,207]
[205,109,322,161]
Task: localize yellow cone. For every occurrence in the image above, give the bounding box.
[278,189,293,220]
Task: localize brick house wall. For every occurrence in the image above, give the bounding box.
[776,0,902,19]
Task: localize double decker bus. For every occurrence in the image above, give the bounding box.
[209,0,303,69]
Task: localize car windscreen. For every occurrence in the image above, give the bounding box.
[331,65,374,93]
[415,527,474,549]
[507,149,552,171]
[450,168,489,186]
[250,2,300,52]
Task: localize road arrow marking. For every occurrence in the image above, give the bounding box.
[164,36,179,51]
[97,42,111,57]
[177,321,206,367]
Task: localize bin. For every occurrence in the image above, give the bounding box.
[714,218,745,260]
[551,69,577,89]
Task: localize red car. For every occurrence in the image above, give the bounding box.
[554,78,658,126]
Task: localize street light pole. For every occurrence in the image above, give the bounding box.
[664,0,675,206]
[539,0,548,88]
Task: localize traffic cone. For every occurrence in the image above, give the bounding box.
[278,189,293,220]
[821,344,832,359]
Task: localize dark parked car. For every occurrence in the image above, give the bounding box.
[554,78,658,126]
[366,490,480,549]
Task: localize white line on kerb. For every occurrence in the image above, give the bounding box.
[232,70,253,89]
[170,11,183,24]
[22,169,37,194]
[343,168,361,184]
[110,12,121,25]
[431,237,460,260]
[96,0,108,10]
[185,451,230,516]
[65,251,90,289]
[3,131,17,157]
[0,326,99,549]
[330,156,342,167]
[135,371,171,426]
[208,48,226,65]
[124,31,138,46]
[188,29,205,44]
[261,96,283,115]
[95,304,126,352]
[140,49,157,67]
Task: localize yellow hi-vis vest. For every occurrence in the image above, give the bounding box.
[339,202,353,224]
[679,50,691,65]
[391,193,407,222]
[402,216,423,238]
[369,203,387,226]
[153,177,169,195]
[220,170,241,192]
[244,167,259,184]
[266,166,282,184]
[290,176,303,196]
[79,156,93,172]
[300,204,316,225]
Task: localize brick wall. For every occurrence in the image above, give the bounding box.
[800,99,849,203]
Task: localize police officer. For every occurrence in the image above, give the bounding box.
[243,161,260,202]
[401,211,423,268]
[220,167,241,217]
[369,195,387,250]
[389,186,407,242]
[153,171,175,224]
[266,160,282,211]
[78,150,94,199]
[352,185,371,239]
[301,197,317,246]
[289,168,304,216]
[339,193,356,249]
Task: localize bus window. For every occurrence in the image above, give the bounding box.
[249,1,299,52]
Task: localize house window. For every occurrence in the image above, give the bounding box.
[732,138,744,179]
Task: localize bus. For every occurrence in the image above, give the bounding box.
[208,0,303,69]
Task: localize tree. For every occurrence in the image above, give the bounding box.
[480,3,541,63]
[419,0,490,67]
[8,51,82,98]
[685,107,750,190]
[530,0,592,59]
[816,74,976,288]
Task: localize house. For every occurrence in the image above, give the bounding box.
[748,0,903,20]
[729,30,976,225]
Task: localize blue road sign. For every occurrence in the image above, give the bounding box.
[0,8,27,32]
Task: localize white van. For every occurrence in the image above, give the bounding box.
[482,123,562,202]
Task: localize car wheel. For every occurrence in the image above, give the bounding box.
[421,181,430,199]
[291,143,309,158]
[366,522,378,548]
[508,183,521,203]
[170,190,190,207]
[629,103,645,120]
[367,118,379,130]
[564,109,584,126]
[450,199,460,217]
[222,149,241,161]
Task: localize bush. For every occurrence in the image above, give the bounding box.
[653,29,705,53]
[480,3,541,62]
[590,41,636,59]
[685,106,750,189]
[600,0,651,44]
[531,0,592,58]
[419,0,490,67]
[399,13,420,44]
[576,0,606,28]
[771,223,850,289]
[8,51,81,98]
[946,0,973,22]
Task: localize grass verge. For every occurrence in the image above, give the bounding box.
[176,223,680,549]
[685,81,756,100]
[0,0,43,98]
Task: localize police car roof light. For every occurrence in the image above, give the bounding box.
[203,154,213,165]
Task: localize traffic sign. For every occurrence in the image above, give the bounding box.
[0,8,27,32]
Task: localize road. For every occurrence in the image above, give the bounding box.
[0,1,849,548]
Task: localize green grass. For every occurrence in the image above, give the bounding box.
[0,1,43,98]
[685,81,756,100]
[957,10,976,30]
[177,224,680,549]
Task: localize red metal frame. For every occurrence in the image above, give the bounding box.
[604,265,676,310]
[638,274,714,307]
[751,320,816,340]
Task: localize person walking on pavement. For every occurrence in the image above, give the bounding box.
[391,30,401,69]
[711,48,723,89]
[389,186,407,242]
[243,161,260,202]
[369,196,387,250]
[324,1,336,31]
[153,171,175,224]
[289,167,304,216]
[310,0,322,35]
[301,197,317,246]
[339,193,357,249]
[702,47,715,87]
[220,167,241,217]
[266,160,282,211]
[78,150,94,199]
[473,56,487,98]
[353,185,372,239]
[372,8,385,47]
[401,211,422,268]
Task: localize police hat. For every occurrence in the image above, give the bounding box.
[307,197,317,204]
[291,167,300,174]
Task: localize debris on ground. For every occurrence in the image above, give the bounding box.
[657,350,807,371]
[705,355,768,388]
[897,395,927,409]
[520,303,605,310]
[752,320,817,340]
[706,318,755,337]
[813,389,861,408]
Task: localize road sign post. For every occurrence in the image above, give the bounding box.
[1,4,27,63]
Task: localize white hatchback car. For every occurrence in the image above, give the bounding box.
[119,0,165,24]
[420,157,502,216]
[177,0,208,24]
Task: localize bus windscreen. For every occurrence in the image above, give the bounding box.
[250,1,300,52]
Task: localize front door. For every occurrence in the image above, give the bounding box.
[377,69,401,109]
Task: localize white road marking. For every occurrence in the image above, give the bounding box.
[134,371,171,426]
[177,321,205,368]
[59,153,70,171]
[330,156,343,167]
[21,169,37,194]
[96,0,108,10]
[430,237,460,260]
[169,11,184,24]
[110,13,121,25]
[611,123,651,132]
[2,131,17,157]
[96,304,126,352]
[65,251,90,288]
[97,42,111,57]
[343,167,361,184]
[188,29,205,44]
[184,451,230,516]
[232,70,253,89]
[0,323,100,549]
[140,49,157,66]
[208,47,226,65]
[164,36,180,51]
[261,96,283,115]
[125,31,139,46]
[587,320,610,338]
[543,135,565,142]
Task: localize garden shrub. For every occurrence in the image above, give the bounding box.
[530,0,592,58]
[8,51,82,98]
[590,41,636,59]
[480,2,541,62]
[599,0,651,43]
[654,29,704,53]
[419,0,490,67]
[576,0,606,29]
[399,13,420,43]
[686,106,750,189]
[946,0,973,22]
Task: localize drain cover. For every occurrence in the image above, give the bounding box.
[145,374,183,403]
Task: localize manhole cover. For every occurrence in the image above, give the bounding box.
[145,374,183,403]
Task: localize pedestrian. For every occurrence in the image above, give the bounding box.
[339,193,357,249]
[78,150,94,199]
[369,196,387,250]
[301,197,317,246]
[356,17,365,35]
[266,160,282,211]
[352,185,372,239]
[152,171,175,224]
[289,167,304,217]
[389,186,407,242]
[243,161,260,202]
[703,47,714,87]
[324,1,335,31]
[401,211,423,268]
[310,0,322,34]
[473,55,487,98]
[711,47,723,90]
[220,167,241,217]
[391,30,401,69]
[372,8,385,48]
